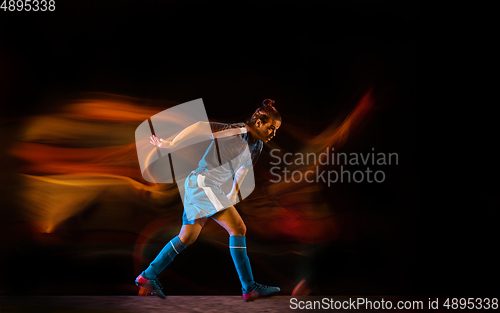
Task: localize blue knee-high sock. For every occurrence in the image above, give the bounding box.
[229,235,255,293]
[143,236,186,279]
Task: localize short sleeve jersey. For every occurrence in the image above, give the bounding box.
[195,122,263,185]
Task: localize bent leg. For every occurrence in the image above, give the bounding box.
[212,206,280,300]
[211,205,246,236]
[179,223,203,247]
[143,223,202,279]
[212,206,255,292]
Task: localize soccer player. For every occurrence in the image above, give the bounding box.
[135,99,282,301]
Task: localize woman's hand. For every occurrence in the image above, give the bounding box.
[150,135,173,149]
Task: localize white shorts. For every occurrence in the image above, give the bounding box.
[182,171,233,226]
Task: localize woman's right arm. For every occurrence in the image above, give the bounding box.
[150,121,212,149]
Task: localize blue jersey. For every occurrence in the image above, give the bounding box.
[194,122,263,185]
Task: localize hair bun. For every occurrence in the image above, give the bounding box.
[262,99,275,107]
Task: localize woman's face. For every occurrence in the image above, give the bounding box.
[252,119,281,142]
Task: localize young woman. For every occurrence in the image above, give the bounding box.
[136,99,282,301]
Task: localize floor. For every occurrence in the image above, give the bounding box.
[0,295,460,312]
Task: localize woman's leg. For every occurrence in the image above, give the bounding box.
[136,222,203,299]
[211,205,246,236]
[142,223,202,279]
[211,206,280,301]
[211,206,254,292]
[179,223,204,247]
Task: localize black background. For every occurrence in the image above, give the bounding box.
[0,0,497,298]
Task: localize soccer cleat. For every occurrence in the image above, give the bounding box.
[242,283,280,302]
[135,274,166,299]
[138,287,154,296]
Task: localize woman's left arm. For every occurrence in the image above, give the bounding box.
[227,166,249,204]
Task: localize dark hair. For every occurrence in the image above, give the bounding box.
[246,99,282,126]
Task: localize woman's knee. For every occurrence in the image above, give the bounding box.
[211,206,246,236]
[178,224,202,247]
[229,222,246,236]
[179,234,197,247]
